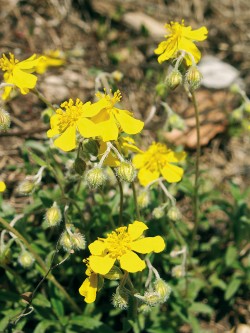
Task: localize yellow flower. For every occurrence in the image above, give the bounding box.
[133,142,186,186]
[0,53,45,100]
[47,98,100,151]
[79,264,99,303]
[0,181,6,192]
[154,20,208,66]
[88,90,144,142]
[35,50,65,74]
[98,136,143,167]
[87,220,165,275]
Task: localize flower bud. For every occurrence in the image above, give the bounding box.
[172,265,185,278]
[167,206,181,221]
[165,70,183,90]
[60,231,72,252]
[229,83,241,94]
[244,102,250,113]
[152,206,165,219]
[154,279,171,302]
[60,230,86,252]
[138,304,152,313]
[0,246,12,265]
[111,70,123,82]
[185,66,202,91]
[71,233,86,250]
[18,251,34,268]
[44,202,62,227]
[168,113,185,130]
[18,178,36,195]
[112,287,129,310]
[74,157,86,175]
[116,161,136,183]
[231,107,243,122]
[86,167,106,188]
[143,291,162,306]
[0,108,11,131]
[137,191,150,209]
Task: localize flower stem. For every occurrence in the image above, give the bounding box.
[190,91,201,257]
[0,216,82,316]
[113,170,124,227]
[132,182,140,220]
[31,88,57,111]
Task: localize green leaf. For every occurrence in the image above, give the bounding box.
[51,297,64,317]
[33,320,58,333]
[29,150,47,167]
[69,315,103,329]
[189,302,213,315]
[225,278,242,300]
[225,246,238,267]
[32,293,51,308]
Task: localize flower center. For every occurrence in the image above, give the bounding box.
[56,99,84,133]
[106,226,131,259]
[0,53,18,72]
[144,143,170,172]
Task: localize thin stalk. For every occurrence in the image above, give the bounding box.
[31,88,56,111]
[112,169,124,227]
[190,91,201,257]
[0,216,82,315]
[132,182,140,220]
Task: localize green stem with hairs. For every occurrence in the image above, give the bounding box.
[190,91,201,257]
[0,216,82,315]
[31,88,57,111]
[132,182,140,220]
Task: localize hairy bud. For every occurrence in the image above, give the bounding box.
[165,70,183,90]
[18,251,34,268]
[154,279,171,303]
[86,167,106,188]
[0,108,11,131]
[185,66,202,91]
[137,191,150,209]
[116,161,136,183]
[44,202,62,227]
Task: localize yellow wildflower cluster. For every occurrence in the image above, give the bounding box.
[79,221,165,303]
[47,90,144,152]
[154,20,208,66]
[0,181,6,192]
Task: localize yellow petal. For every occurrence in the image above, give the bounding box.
[53,125,76,151]
[76,118,100,138]
[115,110,144,135]
[182,26,208,41]
[89,240,106,255]
[132,154,145,168]
[87,98,110,117]
[12,68,37,93]
[138,168,160,187]
[1,86,13,100]
[89,255,115,275]
[166,151,186,163]
[79,275,98,303]
[17,55,45,70]
[98,141,120,167]
[160,163,184,183]
[131,236,165,254]
[128,221,148,240]
[178,38,201,64]
[0,181,6,192]
[95,116,119,142]
[47,114,60,138]
[119,251,146,272]
[155,39,178,64]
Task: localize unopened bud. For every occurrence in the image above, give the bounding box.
[229,83,241,94]
[152,206,165,219]
[244,102,250,113]
[0,247,12,265]
[71,233,86,250]
[154,279,171,302]
[138,304,152,313]
[116,161,136,183]
[231,107,243,122]
[18,251,34,268]
[0,108,11,131]
[86,167,106,188]
[60,230,86,252]
[168,113,185,130]
[111,70,123,82]
[167,206,181,221]
[185,66,202,91]
[112,287,129,310]
[143,291,162,306]
[18,178,36,195]
[165,70,183,90]
[137,191,150,209]
[44,202,62,227]
[74,157,86,175]
[172,265,185,278]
